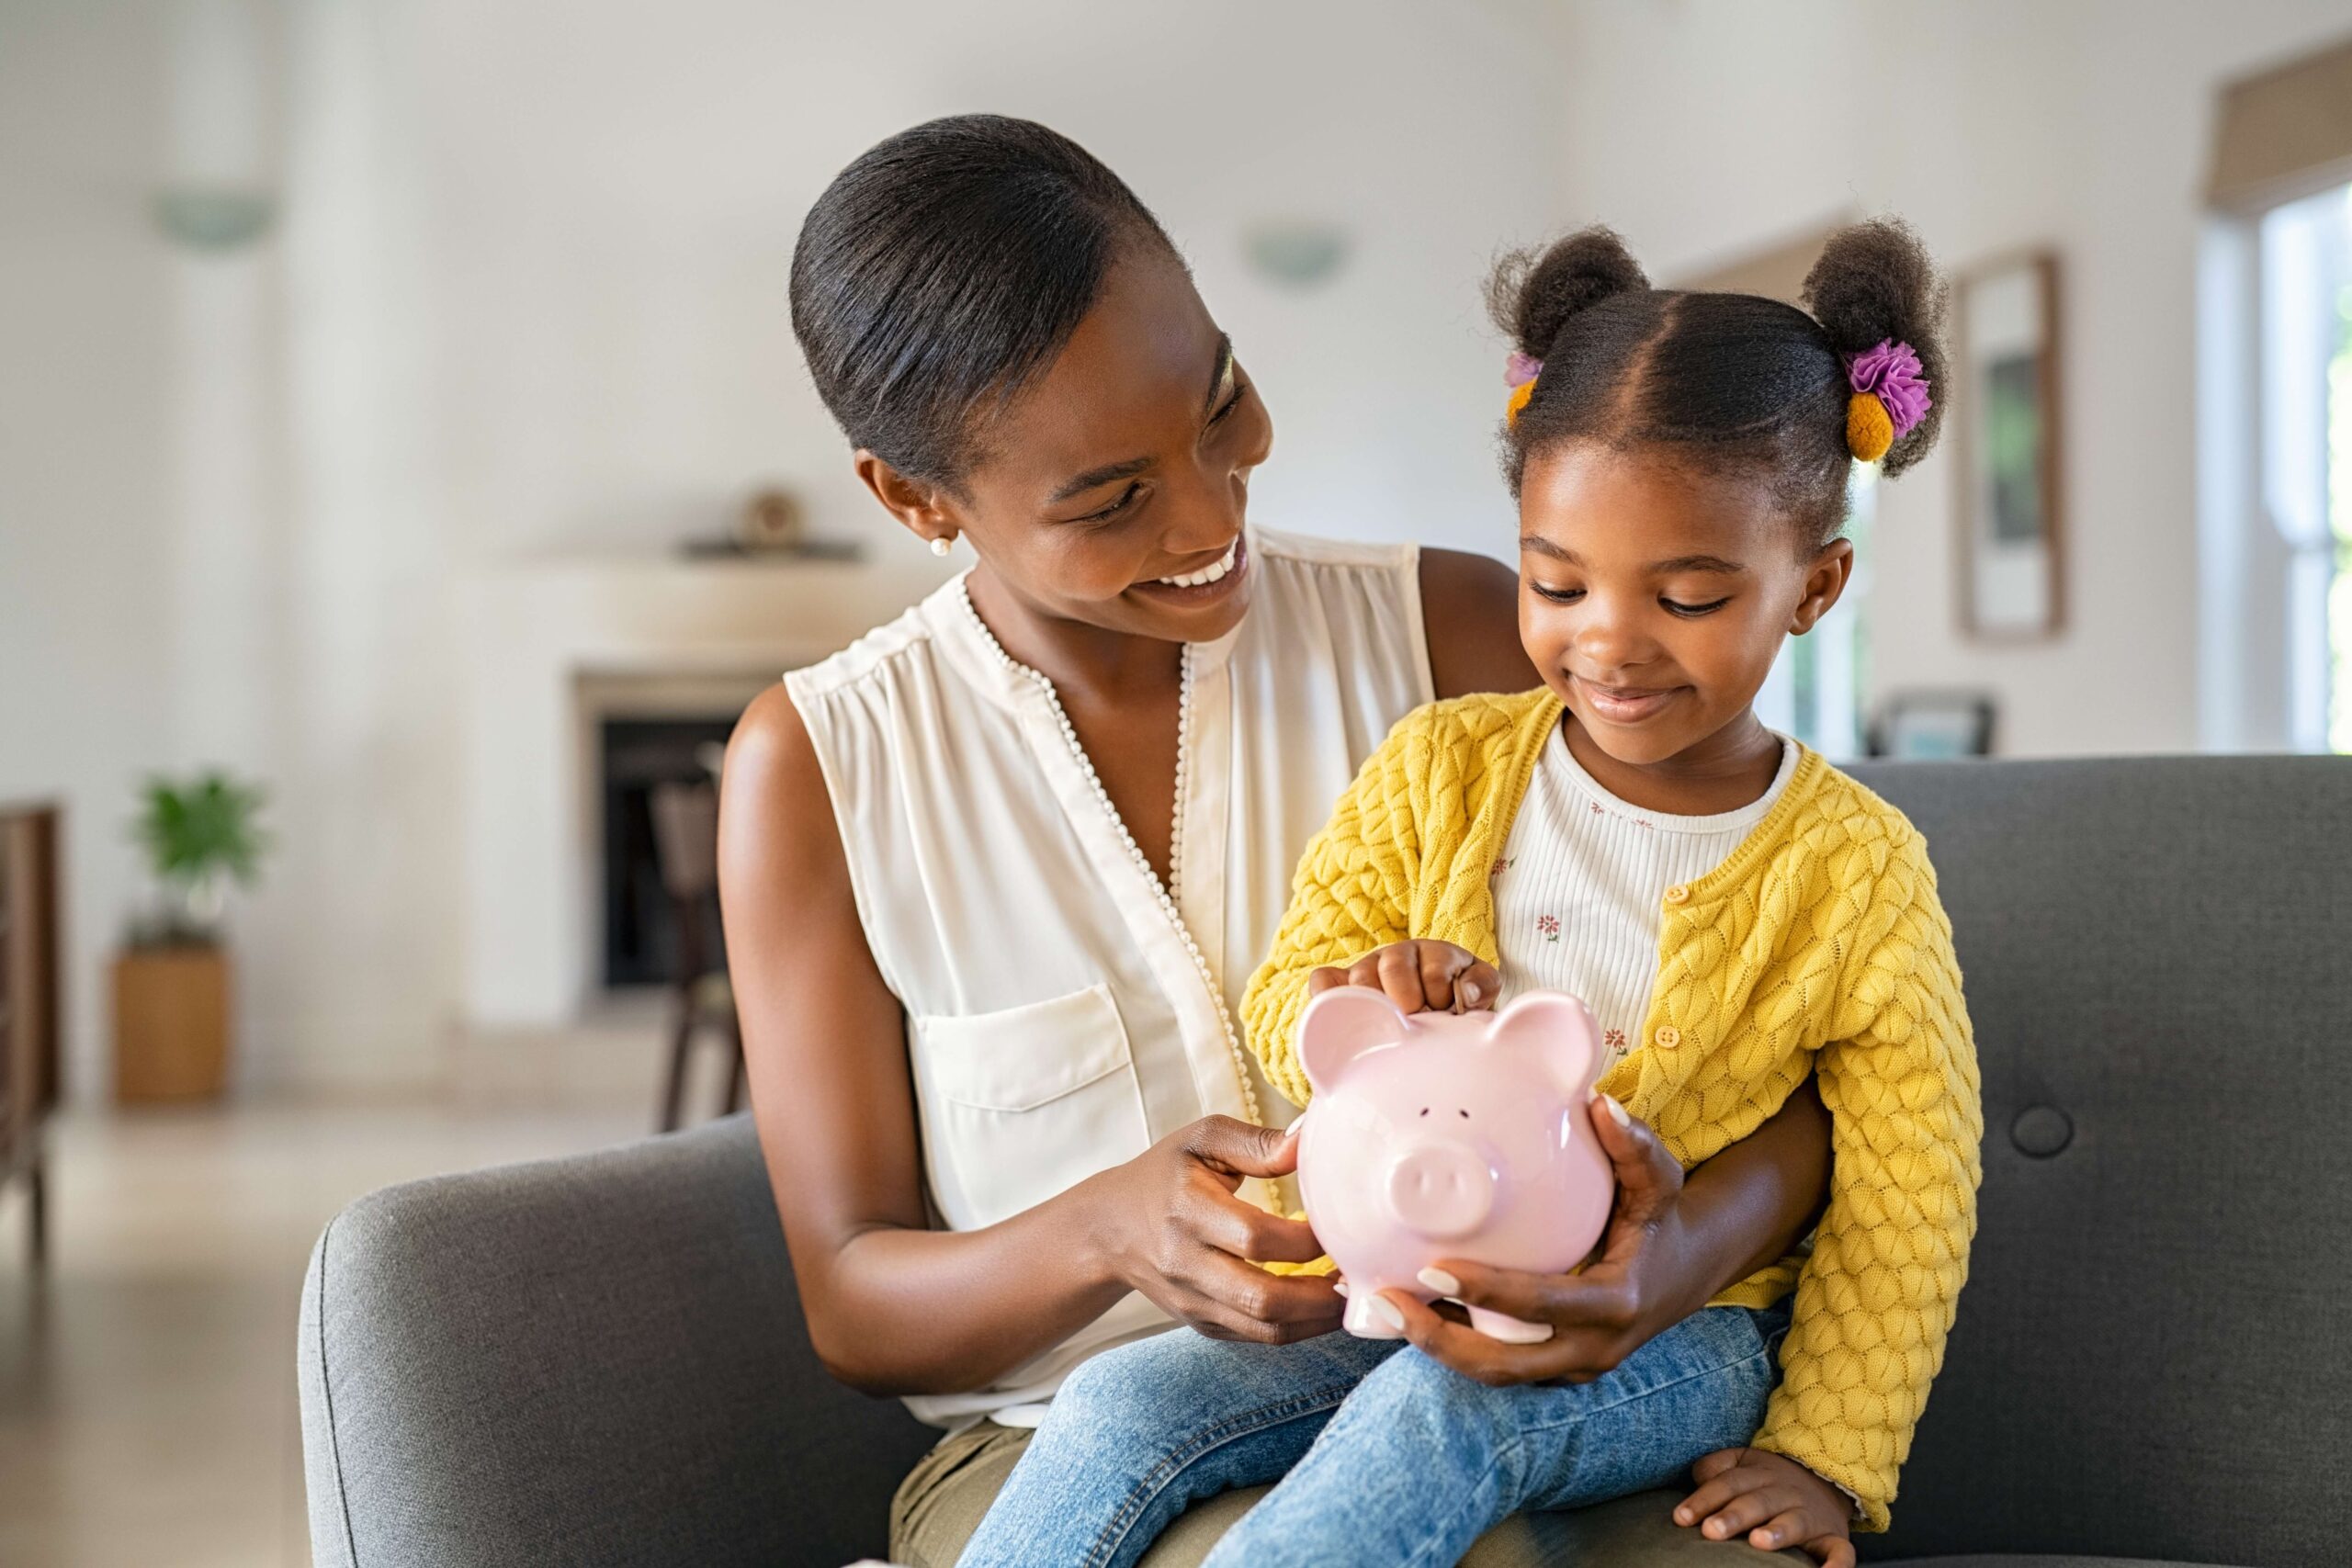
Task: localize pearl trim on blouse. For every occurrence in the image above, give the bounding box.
[956,582,1262,1126]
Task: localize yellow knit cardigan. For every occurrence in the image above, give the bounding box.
[1240,688,1982,1531]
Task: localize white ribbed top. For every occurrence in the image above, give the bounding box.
[1491,727,1797,1062]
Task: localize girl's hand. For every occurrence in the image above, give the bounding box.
[1676,1448,1856,1566]
[1307,940,1498,1015]
[1376,1091,1720,1384]
[1088,1116,1345,1346]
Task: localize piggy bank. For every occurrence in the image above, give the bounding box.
[1294,987,1613,1343]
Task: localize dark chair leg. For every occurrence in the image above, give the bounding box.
[28,1161,47,1269]
[659,1006,695,1134]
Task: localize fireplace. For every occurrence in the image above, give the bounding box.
[596,714,735,988]
[572,670,771,998]
[457,547,955,1030]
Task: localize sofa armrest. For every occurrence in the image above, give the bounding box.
[298,1114,939,1568]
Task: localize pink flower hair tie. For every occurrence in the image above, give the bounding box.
[1843,339,1930,461]
[1504,352,1543,425]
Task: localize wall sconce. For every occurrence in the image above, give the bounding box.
[1243,220,1351,290]
[153,187,277,253]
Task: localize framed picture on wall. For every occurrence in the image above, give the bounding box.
[1954,252,2064,639]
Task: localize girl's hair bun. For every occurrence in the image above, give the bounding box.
[1486,226,1649,359]
[1803,219,1950,475]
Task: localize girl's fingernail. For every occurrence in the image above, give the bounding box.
[1333,1280,1350,1297]
[1673,1508,1691,1525]
[1370,1294,1407,1332]
[1418,1266,1461,1296]
[1595,1091,1631,1128]
[1460,979,1482,1005]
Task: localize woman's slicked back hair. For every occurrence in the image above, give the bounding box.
[789,115,1177,491]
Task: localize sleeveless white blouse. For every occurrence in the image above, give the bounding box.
[784,526,1432,1427]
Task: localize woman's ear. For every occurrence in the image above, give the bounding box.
[854,450,963,551]
[1789,536,1854,636]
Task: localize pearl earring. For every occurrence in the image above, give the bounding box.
[930,535,954,558]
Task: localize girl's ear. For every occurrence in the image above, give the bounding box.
[1298,987,1408,1093]
[854,450,963,552]
[1789,536,1855,636]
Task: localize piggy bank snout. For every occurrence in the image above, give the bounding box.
[1384,1142,1495,1239]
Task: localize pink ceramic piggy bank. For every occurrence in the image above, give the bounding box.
[1295,987,1613,1343]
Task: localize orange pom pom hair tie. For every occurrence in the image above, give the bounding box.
[1843,339,1930,463]
[1504,350,1542,425]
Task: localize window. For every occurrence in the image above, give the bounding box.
[2257,183,2352,751]
[2201,36,2352,754]
[1756,467,1872,760]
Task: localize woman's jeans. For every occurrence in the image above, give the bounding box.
[956,1300,1792,1568]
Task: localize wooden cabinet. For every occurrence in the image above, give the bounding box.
[1,803,62,1266]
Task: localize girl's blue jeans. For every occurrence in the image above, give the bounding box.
[956,1299,1792,1568]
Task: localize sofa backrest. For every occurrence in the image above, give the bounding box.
[1849,756,2352,1564]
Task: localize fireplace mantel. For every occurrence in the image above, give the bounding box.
[458,547,953,1028]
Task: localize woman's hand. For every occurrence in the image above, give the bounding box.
[1375,1091,1724,1384]
[1677,1448,1856,1566]
[1308,940,1498,1014]
[1087,1116,1346,1346]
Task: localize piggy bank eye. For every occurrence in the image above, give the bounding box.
[1458,1109,1471,1119]
[1419,1107,1430,1117]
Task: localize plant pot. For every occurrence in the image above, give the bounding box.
[114,946,231,1102]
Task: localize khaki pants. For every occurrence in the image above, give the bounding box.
[889,1421,1804,1568]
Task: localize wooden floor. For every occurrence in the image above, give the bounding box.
[0,1101,647,1567]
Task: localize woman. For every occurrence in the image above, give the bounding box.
[718,115,1829,1567]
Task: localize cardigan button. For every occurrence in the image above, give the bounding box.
[1663,884,1690,906]
[1654,1025,1681,1048]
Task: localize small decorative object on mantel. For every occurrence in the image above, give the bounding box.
[1955,252,2063,640]
[738,486,805,551]
[114,771,269,1102]
[679,484,863,561]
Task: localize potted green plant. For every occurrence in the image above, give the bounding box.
[114,771,268,1101]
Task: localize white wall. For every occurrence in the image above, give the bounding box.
[0,0,1572,1095]
[11,0,2346,1096]
[1,0,229,1101]
[1542,0,2352,758]
[403,0,1564,566]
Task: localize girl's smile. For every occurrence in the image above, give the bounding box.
[1517,443,1851,815]
[1569,675,1688,725]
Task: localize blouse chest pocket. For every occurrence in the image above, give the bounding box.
[910,984,1152,1233]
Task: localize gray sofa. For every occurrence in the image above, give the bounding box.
[299,757,2352,1567]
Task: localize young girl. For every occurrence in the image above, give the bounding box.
[957,220,1982,1567]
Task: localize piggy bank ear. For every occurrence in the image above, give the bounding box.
[1487,991,1602,1096]
[1298,987,1408,1093]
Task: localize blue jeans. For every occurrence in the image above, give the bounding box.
[956,1300,1792,1568]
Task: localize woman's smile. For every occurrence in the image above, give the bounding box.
[1130,533,1250,609]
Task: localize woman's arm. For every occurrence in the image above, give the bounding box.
[1381,1078,1831,1384]
[1420,547,1537,699]
[719,686,1343,1396]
